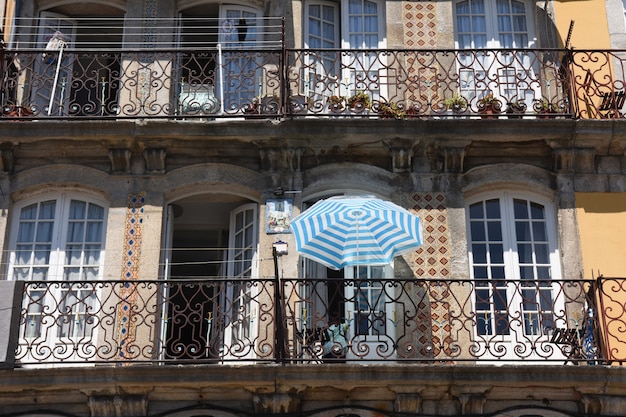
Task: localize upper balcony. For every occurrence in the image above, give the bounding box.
[2,16,626,121]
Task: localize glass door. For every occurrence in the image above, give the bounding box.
[455,0,538,110]
[218,6,262,113]
[222,203,259,360]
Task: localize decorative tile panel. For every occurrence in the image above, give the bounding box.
[412,193,450,278]
[403,2,437,48]
[116,192,146,359]
[411,192,454,357]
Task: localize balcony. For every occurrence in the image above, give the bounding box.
[7,277,625,366]
[2,43,626,121]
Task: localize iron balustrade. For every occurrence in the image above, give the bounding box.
[14,277,621,365]
[2,47,626,120]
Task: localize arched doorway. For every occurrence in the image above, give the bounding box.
[161,193,260,362]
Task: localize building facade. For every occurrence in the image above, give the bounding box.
[1,0,626,416]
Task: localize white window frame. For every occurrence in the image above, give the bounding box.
[8,192,108,362]
[465,191,565,360]
[303,0,387,101]
[453,0,536,49]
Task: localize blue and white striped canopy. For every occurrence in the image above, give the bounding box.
[290,196,423,270]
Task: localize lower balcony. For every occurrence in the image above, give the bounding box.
[6,277,624,366]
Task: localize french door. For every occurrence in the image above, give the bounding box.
[344,264,396,360]
[222,203,259,360]
[11,194,107,363]
[218,6,262,113]
[467,193,565,361]
[455,0,538,108]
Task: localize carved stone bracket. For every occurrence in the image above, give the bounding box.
[459,393,486,415]
[552,147,596,173]
[253,393,300,414]
[582,394,626,416]
[88,395,147,417]
[143,148,166,174]
[109,148,132,174]
[442,146,466,173]
[395,393,422,414]
[259,147,303,173]
[386,139,415,173]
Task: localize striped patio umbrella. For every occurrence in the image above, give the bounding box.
[290,195,423,270]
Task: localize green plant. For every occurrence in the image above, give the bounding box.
[444,94,468,112]
[478,93,500,106]
[244,94,279,115]
[535,98,557,113]
[477,93,502,116]
[506,99,527,113]
[347,90,371,110]
[378,101,406,119]
[326,95,345,110]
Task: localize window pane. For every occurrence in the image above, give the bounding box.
[489,244,504,263]
[20,203,38,220]
[474,266,488,279]
[515,221,531,241]
[472,243,487,263]
[67,222,84,243]
[36,221,54,242]
[69,200,86,220]
[513,199,528,219]
[487,221,502,240]
[534,243,549,264]
[519,265,534,279]
[309,4,320,18]
[532,222,547,241]
[469,202,484,219]
[485,199,500,218]
[39,201,56,219]
[530,202,545,219]
[470,221,485,240]
[17,222,35,243]
[517,243,533,263]
[491,266,505,279]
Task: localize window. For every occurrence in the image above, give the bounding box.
[304,0,385,101]
[467,192,561,341]
[9,193,107,351]
[455,0,533,49]
[454,0,538,106]
[304,0,384,49]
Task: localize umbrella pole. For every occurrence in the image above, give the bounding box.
[48,44,64,116]
[273,247,286,362]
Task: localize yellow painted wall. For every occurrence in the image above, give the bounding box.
[576,193,626,363]
[553,0,611,49]
[576,193,626,278]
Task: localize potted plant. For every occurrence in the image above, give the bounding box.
[477,93,502,118]
[506,100,527,119]
[244,95,280,117]
[444,94,468,114]
[326,95,345,113]
[3,104,33,119]
[347,90,371,112]
[378,101,405,119]
[534,98,558,118]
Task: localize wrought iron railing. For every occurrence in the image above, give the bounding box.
[15,277,623,365]
[2,47,626,120]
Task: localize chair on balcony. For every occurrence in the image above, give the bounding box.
[581,71,625,119]
[598,91,626,118]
